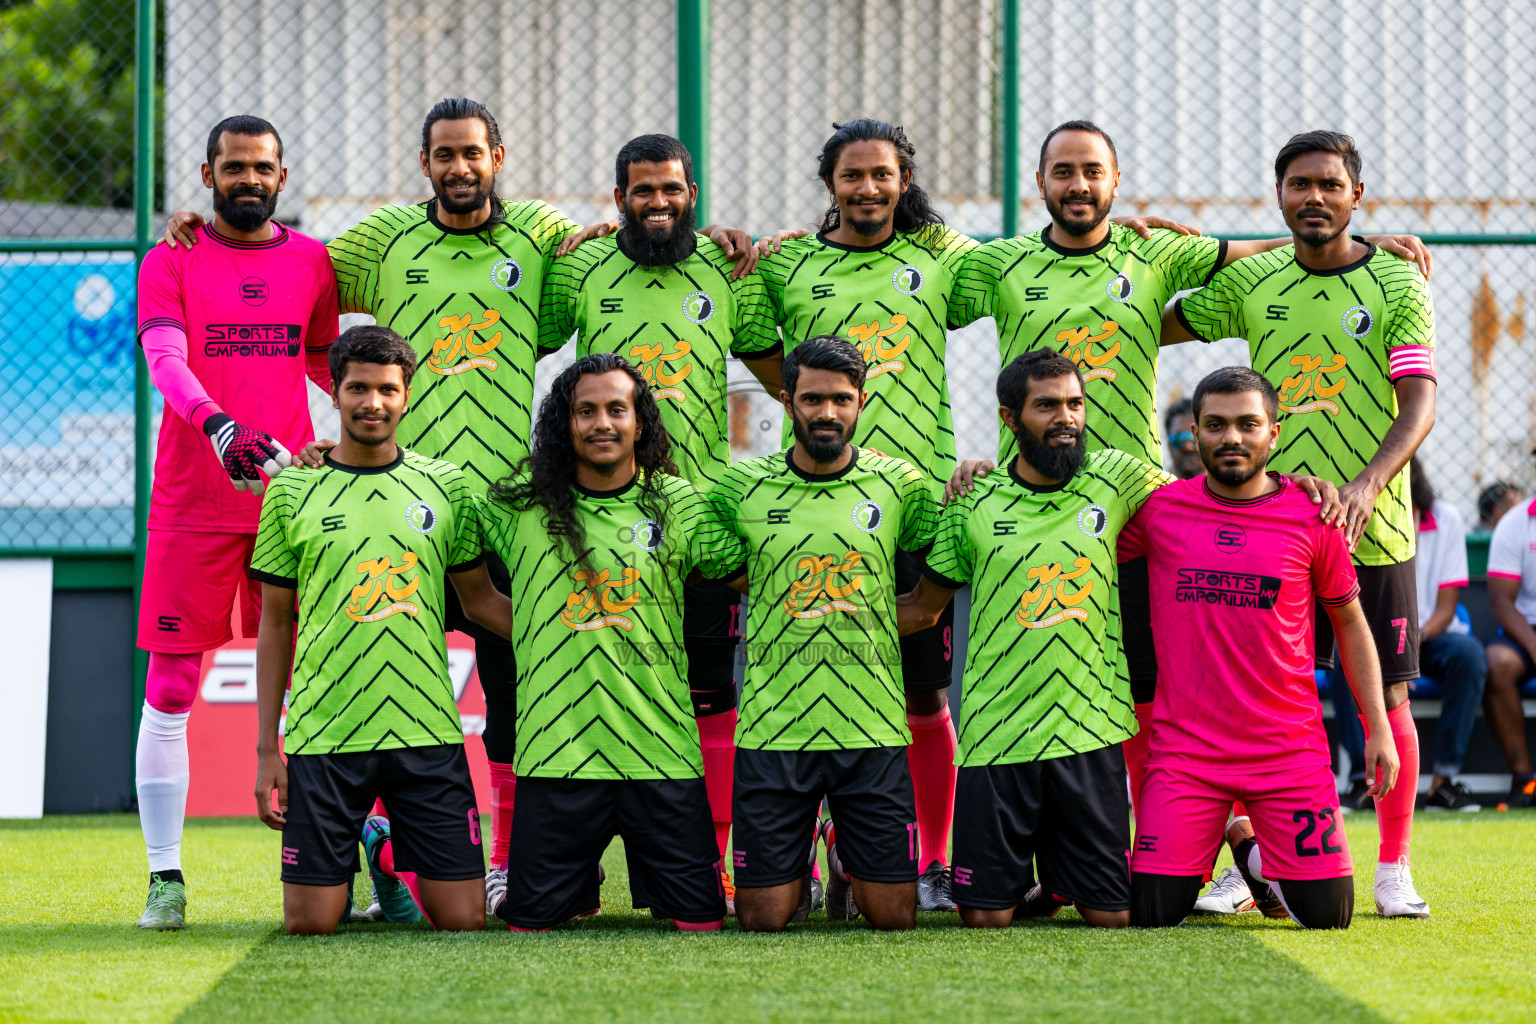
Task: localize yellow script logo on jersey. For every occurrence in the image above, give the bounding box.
[1016,557,1094,629]
[847,317,911,378]
[346,553,422,622]
[1279,353,1348,415]
[1058,321,1120,382]
[629,339,692,402]
[561,567,642,631]
[428,310,503,375]
[785,552,864,619]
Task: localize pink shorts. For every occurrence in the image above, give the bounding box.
[137,530,260,653]
[1131,762,1352,882]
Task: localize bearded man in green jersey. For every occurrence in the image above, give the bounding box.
[252,325,512,935]
[710,336,942,932]
[1161,131,1437,920]
[478,353,746,932]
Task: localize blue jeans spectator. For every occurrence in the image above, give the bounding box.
[1330,633,1487,781]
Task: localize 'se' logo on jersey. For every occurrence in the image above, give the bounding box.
[1341,305,1373,338]
[347,553,421,622]
[240,277,268,306]
[1214,524,1246,553]
[1106,273,1134,302]
[1077,504,1108,538]
[852,499,883,533]
[491,258,522,291]
[562,567,642,631]
[892,265,924,295]
[1016,557,1094,629]
[406,501,437,534]
[683,290,715,325]
[628,518,663,551]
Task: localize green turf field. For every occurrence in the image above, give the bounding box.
[1,813,1532,1023]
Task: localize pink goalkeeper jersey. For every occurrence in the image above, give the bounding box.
[1118,475,1360,772]
[137,223,339,532]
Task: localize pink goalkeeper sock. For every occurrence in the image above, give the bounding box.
[696,711,737,860]
[1124,702,1154,820]
[906,707,957,870]
[675,919,722,932]
[1367,702,1419,863]
[488,761,517,870]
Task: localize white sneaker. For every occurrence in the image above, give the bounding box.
[1374,858,1430,918]
[1193,866,1257,914]
[362,882,385,922]
[485,868,508,917]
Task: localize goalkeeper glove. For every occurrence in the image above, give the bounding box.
[203,413,292,495]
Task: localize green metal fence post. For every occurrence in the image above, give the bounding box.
[1001,0,1020,239]
[677,0,710,226]
[132,0,157,728]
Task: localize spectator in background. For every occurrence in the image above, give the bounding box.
[1477,481,1523,532]
[1162,398,1203,480]
[1483,488,1536,809]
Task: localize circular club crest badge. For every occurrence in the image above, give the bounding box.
[682,290,715,325]
[1341,305,1374,339]
[852,499,884,533]
[629,518,663,551]
[240,277,269,306]
[1077,504,1108,538]
[1214,523,1246,553]
[892,264,924,295]
[491,257,523,291]
[1106,273,1134,302]
[406,501,437,534]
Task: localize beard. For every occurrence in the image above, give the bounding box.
[1015,421,1086,482]
[344,407,395,446]
[791,407,854,463]
[845,198,893,237]
[618,202,699,267]
[1292,211,1349,248]
[1201,442,1270,487]
[213,183,278,232]
[434,170,494,215]
[1045,189,1111,238]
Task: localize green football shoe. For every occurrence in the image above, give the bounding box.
[361,816,421,924]
[137,874,187,931]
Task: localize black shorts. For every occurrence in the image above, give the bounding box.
[684,576,742,717]
[1314,558,1419,684]
[500,775,724,929]
[897,549,954,690]
[731,746,918,887]
[951,744,1131,912]
[281,744,484,886]
[1119,557,1158,703]
[1487,633,1536,679]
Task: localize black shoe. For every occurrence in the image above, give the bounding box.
[1338,777,1375,813]
[917,861,957,912]
[1015,883,1063,919]
[1424,780,1480,812]
[1498,776,1536,810]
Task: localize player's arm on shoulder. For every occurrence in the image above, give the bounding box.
[1365,234,1432,278]
[1281,474,1346,527]
[752,227,814,257]
[1111,214,1200,239]
[162,209,205,248]
[945,458,995,505]
[554,218,619,257]
[254,581,296,829]
[1326,596,1399,796]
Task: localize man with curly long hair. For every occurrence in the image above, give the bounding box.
[478,353,748,932]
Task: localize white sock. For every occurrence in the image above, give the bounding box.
[136,702,190,874]
[1243,840,1267,885]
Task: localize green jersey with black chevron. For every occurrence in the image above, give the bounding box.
[249,449,484,756]
[709,448,941,751]
[925,450,1169,765]
[758,227,977,489]
[478,474,747,780]
[327,200,579,492]
[1175,243,1436,565]
[537,234,780,488]
[949,225,1225,467]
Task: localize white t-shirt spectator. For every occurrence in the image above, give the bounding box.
[1486,496,1536,624]
[1415,500,1471,635]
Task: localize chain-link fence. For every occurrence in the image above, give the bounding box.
[3,0,1534,556]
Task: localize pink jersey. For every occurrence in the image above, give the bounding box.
[137,223,339,532]
[1118,475,1359,773]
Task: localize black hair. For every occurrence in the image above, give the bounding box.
[420,97,505,231]
[816,119,944,236]
[783,336,867,397]
[1163,397,1194,437]
[489,353,676,577]
[616,134,694,192]
[1192,366,1279,422]
[1478,481,1519,525]
[996,350,1081,416]
[1275,130,1362,186]
[1038,119,1117,174]
[1409,455,1435,514]
[329,324,417,387]
[206,115,282,166]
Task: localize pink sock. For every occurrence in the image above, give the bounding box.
[377,839,429,925]
[696,711,737,860]
[371,797,387,817]
[507,924,550,933]
[675,919,722,932]
[1231,801,1248,819]
[1124,702,1154,819]
[488,761,517,870]
[1367,703,1419,863]
[906,707,957,870]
